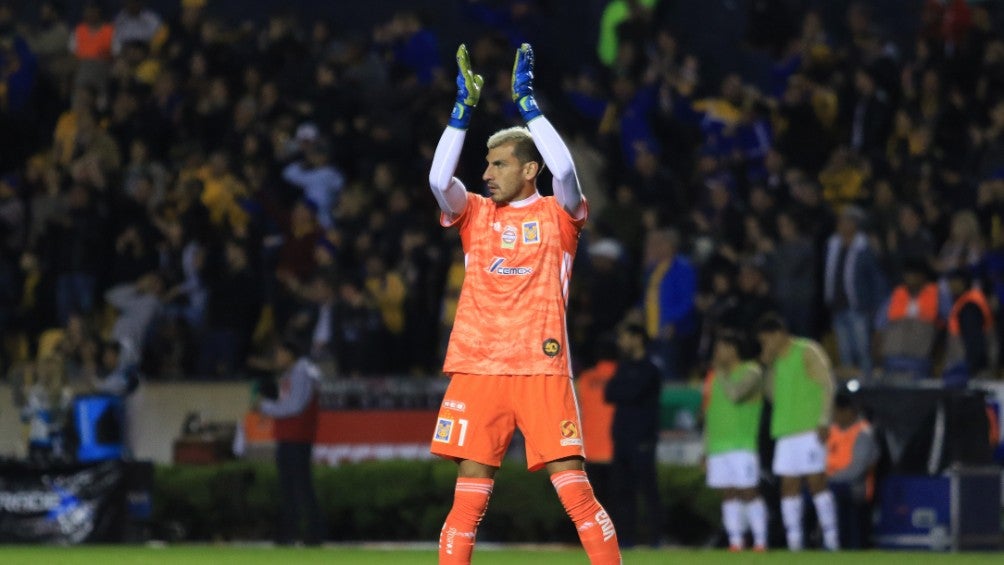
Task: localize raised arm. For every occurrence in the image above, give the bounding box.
[429,45,484,221]
[512,43,585,219]
[528,118,584,218]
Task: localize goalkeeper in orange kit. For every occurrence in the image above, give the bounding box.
[427,43,622,564]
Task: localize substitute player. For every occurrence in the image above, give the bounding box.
[703,330,767,551]
[756,313,839,551]
[428,43,621,565]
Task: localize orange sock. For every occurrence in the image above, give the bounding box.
[551,470,621,564]
[439,478,493,564]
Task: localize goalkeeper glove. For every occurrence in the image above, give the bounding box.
[511,43,542,122]
[448,44,484,130]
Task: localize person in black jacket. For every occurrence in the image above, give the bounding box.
[605,323,664,548]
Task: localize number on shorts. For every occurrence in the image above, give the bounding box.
[457,418,469,446]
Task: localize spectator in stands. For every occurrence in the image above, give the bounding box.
[580,238,632,364]
[885,203,936,283]
[0,8,38,119]
[824,206,886,380]
[47,184,102,324]
[848,67,894,164]
[727,258,777,339]
[875,261,941,381]
[399,225,443,374]
[24,1,72,94]
[364,255,406,372]
[112,0,165,55]
[936,210,985,277]
[769,210,818,337]
[282,139,344,230]
[199,240,260,376]
[643,227,696,381]
[0,174,25,257]
[826,392,878,549]
[695,266,739,366]
[105,271,164,363]
[374,10,442,86]
[335,278,384,377]
[70,2,114,96]
[691,179,744,257]
[944,268,996,387]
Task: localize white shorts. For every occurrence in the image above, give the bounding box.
[772,430,826,476]
[706,450,759,489]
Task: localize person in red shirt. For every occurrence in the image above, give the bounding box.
[428,44,620,564]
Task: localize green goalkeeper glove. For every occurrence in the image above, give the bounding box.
[511,43,542,122]
[448,44,484,130]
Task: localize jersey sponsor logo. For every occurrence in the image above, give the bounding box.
[433,418,454,443]
[522,219,540,244]
[442,399,466,412]
[559,419,582,446]
[501,225,518,249]
[487,257,533,276]
[542,338,561,357]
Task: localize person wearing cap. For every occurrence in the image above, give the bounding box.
[875,259,942,380]
[702,330,767,551]
[583,238,631,361]
[943,268,996,387]
[823,205,886,380]
[826,392,878,549]
[255,338,325,545]
[282,137,345,231]
[756,313,839,551]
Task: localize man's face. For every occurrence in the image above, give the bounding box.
[713,340,737,367]
[616,330,639,357]
[904,271,925,293]
[274,346,294,368]
[837,215,858,240]
[483,144,532,204]
[757,331,782,361]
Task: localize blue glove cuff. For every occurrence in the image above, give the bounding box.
[448,101,474,130]
[517,95,542,122]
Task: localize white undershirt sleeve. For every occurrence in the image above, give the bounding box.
[428,126,470,221]
[527,117,584,219]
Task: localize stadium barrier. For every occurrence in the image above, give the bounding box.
[151,460,718,544]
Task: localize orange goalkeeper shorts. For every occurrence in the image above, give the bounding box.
[430,373,586,471]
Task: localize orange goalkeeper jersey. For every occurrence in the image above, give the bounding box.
[442,192,586,376]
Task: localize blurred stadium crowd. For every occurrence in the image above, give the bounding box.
[0,0,1002,389]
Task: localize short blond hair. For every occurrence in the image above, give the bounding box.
[487,126,542,171]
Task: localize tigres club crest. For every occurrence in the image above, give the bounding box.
[522,220,540,244]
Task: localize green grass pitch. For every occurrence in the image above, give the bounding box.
[0,546,1001,564]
